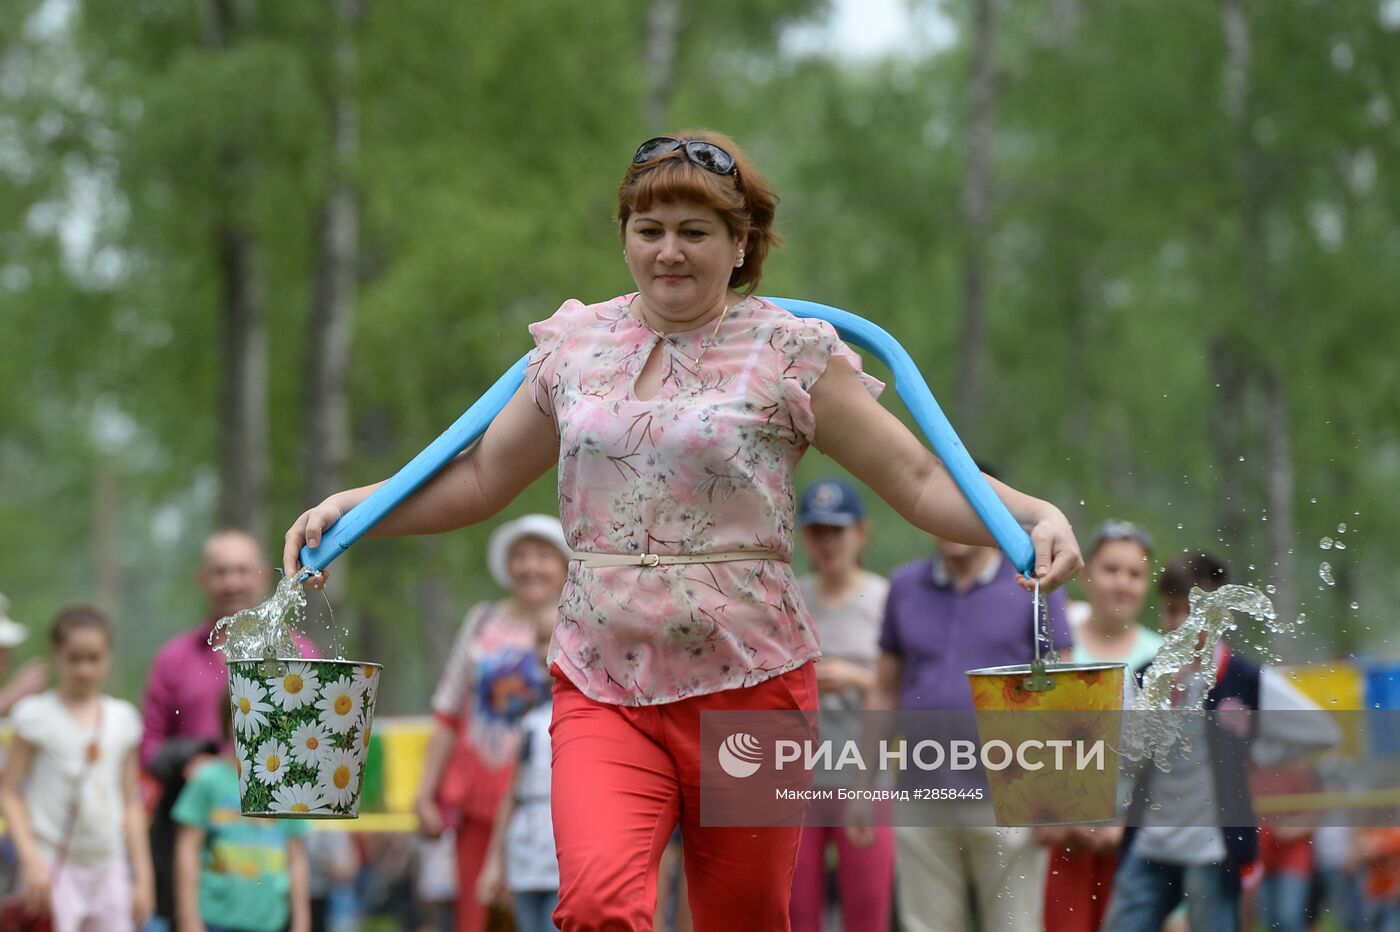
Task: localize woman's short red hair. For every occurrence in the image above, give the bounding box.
[617,129,781,293]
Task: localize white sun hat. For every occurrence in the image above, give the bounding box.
[0,593,29,648]
[486,515,571,589]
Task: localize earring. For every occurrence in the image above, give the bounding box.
[735,252,745,267]
[622,250,628,260]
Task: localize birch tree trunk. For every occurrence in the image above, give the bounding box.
[208,0,269,544]
[215,219,269,543]
[956,0,997,436]
[644,0,681,132]
[305,0,361,509]
[1221,0,1298,649]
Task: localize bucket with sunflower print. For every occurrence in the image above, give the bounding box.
[228,658,383,818]
[964,662,1125,826]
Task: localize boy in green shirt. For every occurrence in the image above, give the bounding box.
[172,753,311,932]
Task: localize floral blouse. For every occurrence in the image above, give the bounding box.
[527,293,883,706]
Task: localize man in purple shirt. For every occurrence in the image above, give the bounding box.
[870,535,1071,932]
[142,530,317,928]
[141,530,318,765]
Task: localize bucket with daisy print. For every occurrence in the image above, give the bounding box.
[228,657,383,818]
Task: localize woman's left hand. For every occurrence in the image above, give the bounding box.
[1017,509,1082,593]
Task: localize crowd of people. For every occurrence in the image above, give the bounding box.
[0,511,1393,932]
[1,128,1396,932]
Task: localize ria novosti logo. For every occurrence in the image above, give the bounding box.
[717,732,763,778]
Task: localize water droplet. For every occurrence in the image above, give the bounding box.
[1318,563,1335,586]
[1265,584,1277,594]
[1310,497,1318,504]
[1337,523,1347,534]
[1238,456,1246,462]
[1320,537,1334,550]
[1350,602,1360,611]
[1333,540,1346,551]
[1177,523,1184,530]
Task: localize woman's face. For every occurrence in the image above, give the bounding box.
[624,200,741,323]
[55,627,111,697]
[1082,540,1151,625]
[507,537,568,608]
[800,523,867,577]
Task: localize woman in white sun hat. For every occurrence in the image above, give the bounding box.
[413,515,569,932]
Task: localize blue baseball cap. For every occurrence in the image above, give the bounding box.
[798,478,866,527]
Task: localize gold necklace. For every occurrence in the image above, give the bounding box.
[637,296,733,367]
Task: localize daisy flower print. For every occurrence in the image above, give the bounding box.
[270,783,330,815]
[236,752,251,796]
[253,738,291,786]
[289,721,330,765]
[353,663,380,702]
[230,675,273,736]
[319,676,361,733]
[318,748,361,808]
[267,661,320,711]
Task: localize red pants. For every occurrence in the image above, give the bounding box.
[455,816,494,932]
[1043,847,1118,932]
[790,820,895,932]
[549,663,817,931]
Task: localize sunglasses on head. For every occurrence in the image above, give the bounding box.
[631,136,738,176]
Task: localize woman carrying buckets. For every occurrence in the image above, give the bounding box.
[283,129,1082,930]
[415,514,569,932]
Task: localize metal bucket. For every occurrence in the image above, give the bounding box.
[965,661,1125,826]
[228,658,382,818]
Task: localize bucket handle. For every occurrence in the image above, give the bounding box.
[298,298,1037,578]
[1024,577,1056,692]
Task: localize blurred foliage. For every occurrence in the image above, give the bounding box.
[2,0,1397,710]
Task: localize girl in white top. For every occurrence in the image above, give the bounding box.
[0,604,153,931]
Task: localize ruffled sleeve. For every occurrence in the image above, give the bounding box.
[9,695,44,744]
[525,299,586,420]
[776,316,885,446]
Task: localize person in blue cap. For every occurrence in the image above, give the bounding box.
[789,478,895,932]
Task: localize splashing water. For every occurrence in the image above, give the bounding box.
[1123,584,1287,770]
[209,573,310,661]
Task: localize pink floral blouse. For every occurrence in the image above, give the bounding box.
[527,293,883,705]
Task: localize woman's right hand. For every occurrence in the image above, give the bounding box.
[415,793,445,839]
[22,861,50,915]
[282,498,347,582]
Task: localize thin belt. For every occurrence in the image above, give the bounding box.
[570,549,786,568]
